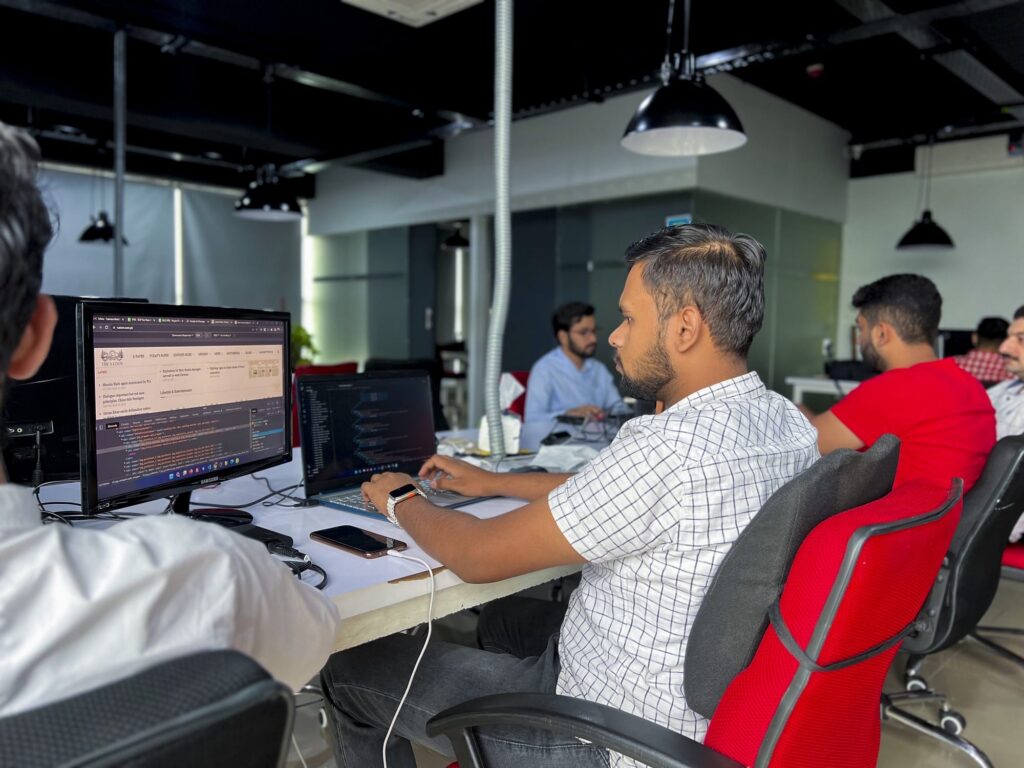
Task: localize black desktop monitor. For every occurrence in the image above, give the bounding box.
[936,329,974,358]
[2,295,147,486]
[77,302,291,517]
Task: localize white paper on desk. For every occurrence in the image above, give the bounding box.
[531,444,601,473]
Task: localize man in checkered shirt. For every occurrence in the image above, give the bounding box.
[322,224,819,768]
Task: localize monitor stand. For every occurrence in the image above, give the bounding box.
[171,491,253,528]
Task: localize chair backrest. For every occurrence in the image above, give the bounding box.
[364,357,449,431]
[704,479,962,768]
[506,370,529,419]
[685,434,901,717]
[291,362,358,446]
[903,435,1024,654]
[0,650,294,768]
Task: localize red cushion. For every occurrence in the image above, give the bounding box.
[1004,542,1024,570]
[705,480,960,768]
[291,362,358,447]
[507,370,529,419]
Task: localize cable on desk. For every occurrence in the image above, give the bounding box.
[282,559,328,590]
[189,481,303,510]
[381,551,435,768]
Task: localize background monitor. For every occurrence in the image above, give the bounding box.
[936,328,974,358]
[77,302,291,516]
[2,296,147,486]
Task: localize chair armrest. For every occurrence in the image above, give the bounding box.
[425,693,743,768]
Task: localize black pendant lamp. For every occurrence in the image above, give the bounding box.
[897,140,954,250]
[622,0,746,156]
[234,164,302,222]
[442,223,469,249]
[79,211,128,245]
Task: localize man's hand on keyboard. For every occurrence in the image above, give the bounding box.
[418,455,495,497]
[361,471,416,514]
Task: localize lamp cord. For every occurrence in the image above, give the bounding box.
[923,139,934,211]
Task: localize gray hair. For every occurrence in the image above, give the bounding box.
[624,224,766,358]
[0,122,53,376]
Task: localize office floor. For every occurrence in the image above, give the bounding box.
[288,579,1024,768]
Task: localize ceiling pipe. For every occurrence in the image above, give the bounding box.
[113,26,126,296]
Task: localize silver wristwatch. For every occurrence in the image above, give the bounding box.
[385,484,425,527]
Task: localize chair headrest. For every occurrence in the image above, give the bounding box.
[683,434,900,718]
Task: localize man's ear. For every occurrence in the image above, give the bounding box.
[872,321,892,349]
[556,329,568,348]
[7,295,57,381]
[670,306,703,354]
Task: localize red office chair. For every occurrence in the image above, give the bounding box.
[506,371,529,419]
[291,362,358,447]
[427,478,962,768]
[1004,542,1024,575]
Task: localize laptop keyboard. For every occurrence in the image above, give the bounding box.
[322,479,466,513]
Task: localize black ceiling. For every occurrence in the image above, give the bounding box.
[2,0,1023,190]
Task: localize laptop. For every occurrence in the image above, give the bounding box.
[296,371,485,518]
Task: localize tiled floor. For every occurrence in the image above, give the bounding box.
[290,579,1024,768]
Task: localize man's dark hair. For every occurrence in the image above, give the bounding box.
[976,316,1009,344]
[552,301,594,339]
[623,224,766,358]
[1015,305,1024,321]
[0,122,52,378]
[851,274,941,345]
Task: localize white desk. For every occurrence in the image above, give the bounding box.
[785,376,860,405]
[39,460,579,653]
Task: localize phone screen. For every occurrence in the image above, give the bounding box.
[311,525,403,554]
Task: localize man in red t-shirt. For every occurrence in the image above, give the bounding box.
[801,274,995,490]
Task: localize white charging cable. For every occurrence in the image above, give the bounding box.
[381,550,436,768]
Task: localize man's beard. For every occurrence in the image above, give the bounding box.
[616,337,674,402]
[569,338,596,359]
[860,339,883,372]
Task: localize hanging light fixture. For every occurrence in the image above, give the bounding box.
[234,164,302,222]
[442,222,469,249]
[79,211,128,244]
[622,0,746,156]
[80,171,128,244]
[897,139,954,250]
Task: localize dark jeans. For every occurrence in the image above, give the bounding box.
[320,596,608,768]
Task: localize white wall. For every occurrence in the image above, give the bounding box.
[39,169,174,302]
[838,163,1024,356]
[308,74,849,236]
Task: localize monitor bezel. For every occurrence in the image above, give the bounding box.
[295,371,435,499]
[77,301,292,515]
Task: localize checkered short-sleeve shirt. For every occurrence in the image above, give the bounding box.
[549,372,819,766]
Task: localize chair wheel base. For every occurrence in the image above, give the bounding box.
[940,710,966,736]
[905,674,928,692]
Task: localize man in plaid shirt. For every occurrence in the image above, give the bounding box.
[321,225,818,768]
[955,316,1013,385]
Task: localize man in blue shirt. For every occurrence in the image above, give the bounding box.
[525,301,623,423]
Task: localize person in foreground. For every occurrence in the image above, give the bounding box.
[800,273,995,491]
[524,301,624,423]
[0,121,340,717]
[321,224,819,767]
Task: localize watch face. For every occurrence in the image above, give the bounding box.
[389,483,419,499]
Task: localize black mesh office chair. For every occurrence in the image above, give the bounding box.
[0,650,295,768]
[882,435,1024,768]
